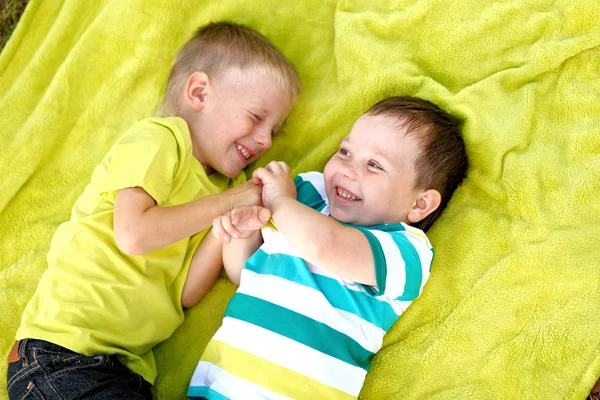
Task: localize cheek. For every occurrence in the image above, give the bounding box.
[323,158,338,178]
[363,178,391,206]
[322,161,337,195]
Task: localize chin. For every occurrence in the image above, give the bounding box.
[223,170,241,179]
[213,163,242,179]
[330,210,353,224]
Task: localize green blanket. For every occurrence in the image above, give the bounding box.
[1,1,599,399]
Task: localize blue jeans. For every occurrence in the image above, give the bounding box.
[6,339,153,399]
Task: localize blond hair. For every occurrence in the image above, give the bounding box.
[157,22,301,116]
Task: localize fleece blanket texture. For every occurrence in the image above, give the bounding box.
[1,0,599,399]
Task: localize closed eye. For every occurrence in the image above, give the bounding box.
[249,112,262,123]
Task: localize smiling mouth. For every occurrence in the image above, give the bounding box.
[336,186,361,201]
[236,143,252,160]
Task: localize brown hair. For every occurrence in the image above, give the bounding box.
[367,96,468,231]
[157,22,301,116]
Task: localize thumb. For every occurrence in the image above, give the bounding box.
[259,207,271,223]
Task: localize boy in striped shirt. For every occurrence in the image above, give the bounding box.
[188,96,469,399]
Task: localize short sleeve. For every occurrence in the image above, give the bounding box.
[294,172,328,212]
[356,226,434,300]
[95,119,181,206]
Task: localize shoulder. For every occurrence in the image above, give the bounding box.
[119,117,190,153]
[360,223,433,301]
[361,222,433,254]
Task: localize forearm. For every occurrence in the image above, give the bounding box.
[271,197,376,285]
[116,179,262,255]
[181,232,223,308]
[222,230,263,285]
[118,192,233,255]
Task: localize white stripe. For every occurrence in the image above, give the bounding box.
[370,230,406,298]
[402,223,433,248]
[260,227,297,256]
[403,232,433,292]
[404,231,434,266]
[238,269,385,353]
[213,318,366,396]
[190,360,293,400]
[373,295,412,316]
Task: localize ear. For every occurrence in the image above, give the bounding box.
[407,189,441,224]
[184,72,211,111]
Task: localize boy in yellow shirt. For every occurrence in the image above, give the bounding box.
[7,22,300,399]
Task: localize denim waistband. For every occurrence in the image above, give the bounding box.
[18,338,78,359]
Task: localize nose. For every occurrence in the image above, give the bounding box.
[338,162,358,181]
[254,126,272,149]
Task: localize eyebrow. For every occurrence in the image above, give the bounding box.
[374,151,391,163]
[342,136,392,163]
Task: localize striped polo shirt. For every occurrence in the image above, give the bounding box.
[188,172,434,399]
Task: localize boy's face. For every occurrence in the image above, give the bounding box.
[189,67,294,178]
[323,113,423,226]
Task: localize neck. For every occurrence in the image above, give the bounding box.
[203,163,214,175]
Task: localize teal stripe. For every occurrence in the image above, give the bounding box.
[294,175,327,212]
[245,250,399,330]
[187,386,229,399]
[343,221,406,233]
[354,227,387,294]
[225,293,373,371]
[389,232,423,301]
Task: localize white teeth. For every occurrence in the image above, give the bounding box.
[236,144,251,160]
[337,187,359,200]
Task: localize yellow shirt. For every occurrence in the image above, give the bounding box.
[17,117,245,384]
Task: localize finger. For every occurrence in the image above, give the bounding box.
[258,207,272,223]
[211,217,222,238]
[231,206,253,229]
[278,161,290,175]
[252,167,265,179]
[243,206,272,230]
[212,216,231,243]
[265,160,283,173]
[252,167,272,182]
[221,211,240,239]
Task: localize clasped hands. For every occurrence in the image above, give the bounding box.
[213,161,295,243]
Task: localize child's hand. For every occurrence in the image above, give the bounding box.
[227,180,263,209]
[252,161,296,208]
[213,205,271,243]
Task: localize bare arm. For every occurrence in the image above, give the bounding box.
[254,162,376,286]
[113,181,261,255]
[181,231,223,308]
[222,230,263,285]
[212,205,271,285]
[271,197,376,285]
